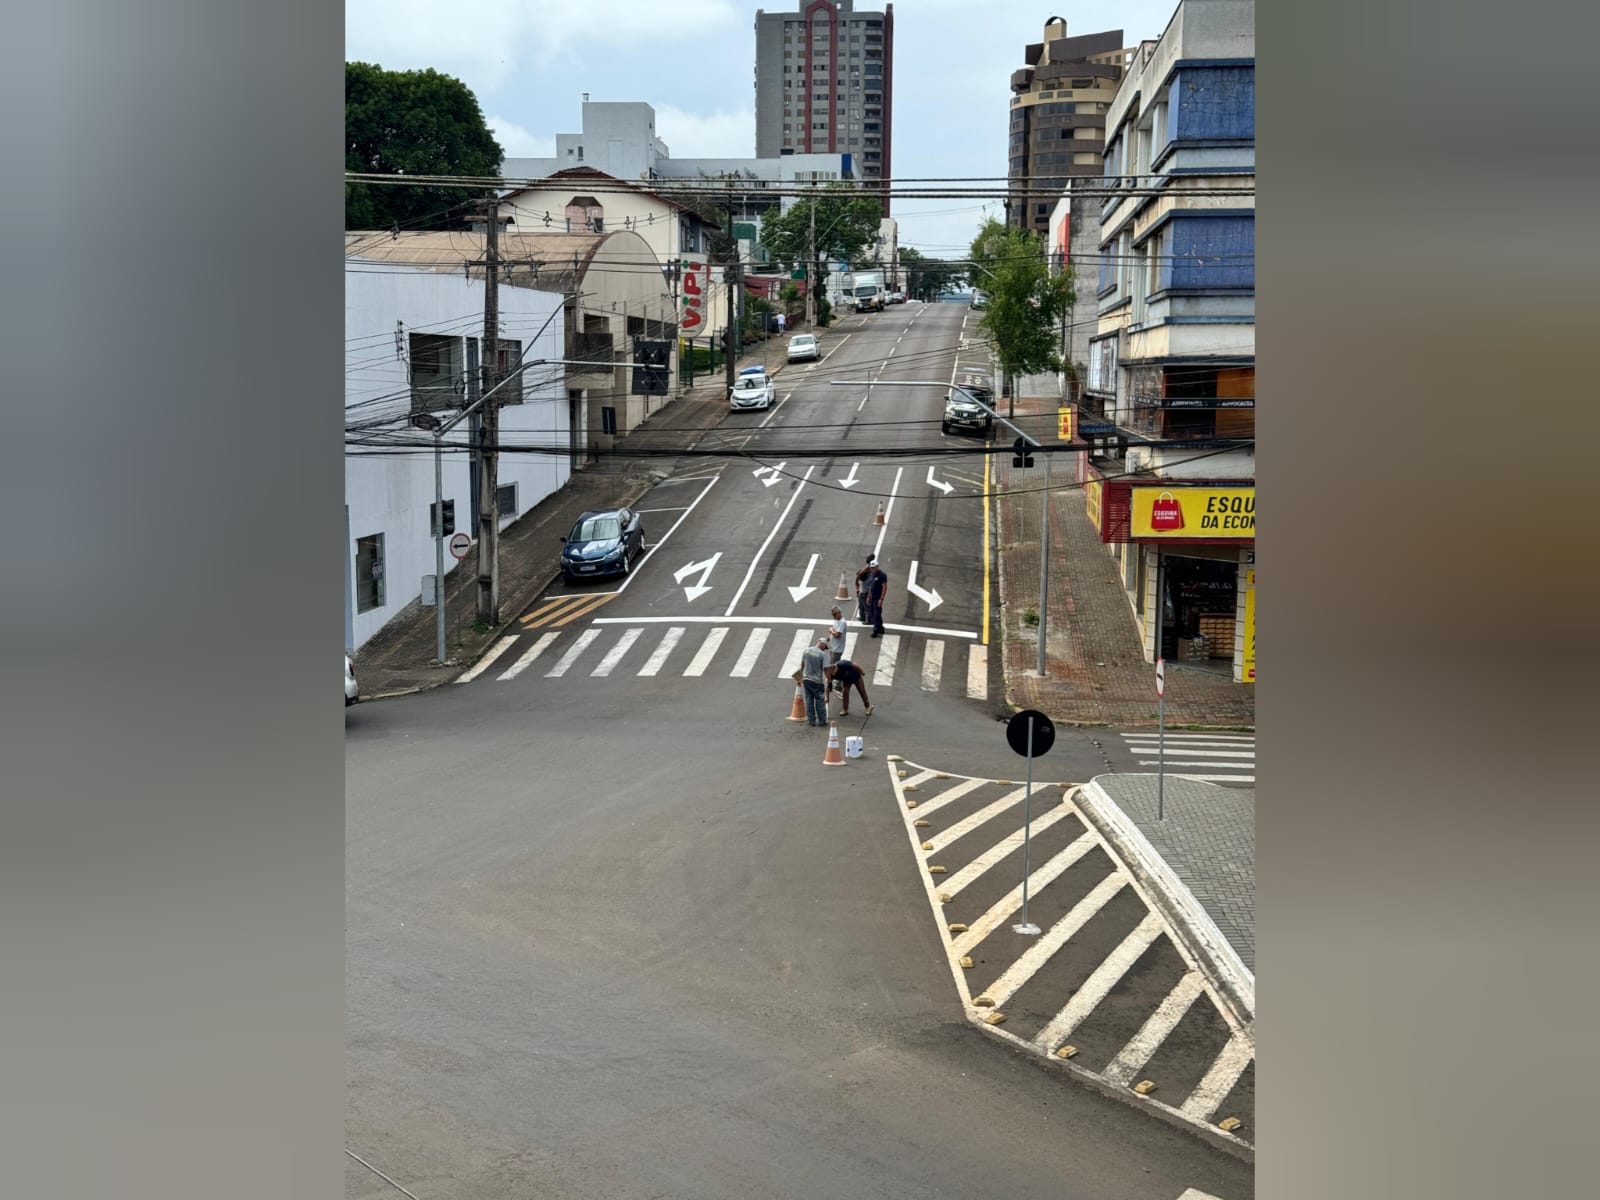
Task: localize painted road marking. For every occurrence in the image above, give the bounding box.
[592,614,978,639]
[1179,1032,1255,1121]
[780,628,815,678]
[498,631,560,681]
[843,631,859,662]
[550,594,616,627]
[591,627,642,677]
[545,628,600,677]
[1100,972,1208,1088]
[520,593,615,627]
[731,627,770,677]
[1131,750,1256,760]
[683,627,729,677]
[947,838,1100,960]
[967,643,987,699]
[725,464,816,616]
[920,640,945,691]
[922,786,1027,854]
[872,634,900,687]
[637,627,685,677]
[905,776,988,819]
[872,467,903,562]
[618,474,720,595]
[455,636,516,684]
[1029,912,1165,1047]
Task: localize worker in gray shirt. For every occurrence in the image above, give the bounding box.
[800,637,830,727]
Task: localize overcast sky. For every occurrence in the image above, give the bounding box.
[347,0,1180,257]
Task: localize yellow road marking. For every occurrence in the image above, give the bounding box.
[519,596,580,626]
[549,593,615,627]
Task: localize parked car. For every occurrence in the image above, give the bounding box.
[786,333,819,362]
[730,370,776,410]
[560,507,645,581]
[345,655,359,706]
[942,385,994,436]
[740,364,767,376]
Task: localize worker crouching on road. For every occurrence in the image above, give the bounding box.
[825,656,872,717]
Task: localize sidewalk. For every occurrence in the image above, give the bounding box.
[353,341,789,698]
[993,394,1255,729]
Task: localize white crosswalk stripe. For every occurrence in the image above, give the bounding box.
[1120,732,1255,784]
[473,623,992,701]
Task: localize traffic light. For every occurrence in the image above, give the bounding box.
[1012,437,1035,469]
[432,499,455,537]
[631,339,670,396]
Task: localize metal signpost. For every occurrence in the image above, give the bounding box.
[1156,656,1167,821]
[1005,708,1056,936]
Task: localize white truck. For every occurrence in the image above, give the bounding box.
[851,270,886,313]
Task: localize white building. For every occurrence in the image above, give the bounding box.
[344,259,566,652]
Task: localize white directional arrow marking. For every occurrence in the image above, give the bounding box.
[673,552,722,602]
[752,461,788,487]
[838,461,862,489]
[907,560,944,611]
[787,553,821,603]
[926,465,954,495]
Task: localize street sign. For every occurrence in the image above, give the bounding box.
[449,532,472,560]
[1057,406,1073,441]
[1156,657,1165,697]
[1006,709,1055,758]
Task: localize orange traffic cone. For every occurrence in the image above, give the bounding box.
[873,502,886,526]
[786,682,807,722]
[823,722,845,766]
[836,571,851,600]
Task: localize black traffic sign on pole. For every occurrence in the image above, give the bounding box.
[1005,709,1055,935]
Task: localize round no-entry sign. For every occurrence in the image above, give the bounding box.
[449,532,473,560]
[1156,657,1165,697]
[1006,709,1056,758]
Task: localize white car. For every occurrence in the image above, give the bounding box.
[345,655,359,706]
[786,333,819,362]
[730,370,776,410]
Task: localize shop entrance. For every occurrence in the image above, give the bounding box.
[1158,548,1241,675]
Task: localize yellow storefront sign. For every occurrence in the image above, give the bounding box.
[1131,486,1255,539]
[1058,406,1073,441]
[1240,568,1256,683]
[1084,478,1103,532]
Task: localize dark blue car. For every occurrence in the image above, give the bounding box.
[560,507,645,582]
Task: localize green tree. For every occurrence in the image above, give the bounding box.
[967,218,1075,397]
[345,62,504,231]
[899,246,968,301]
[760,184,882,324]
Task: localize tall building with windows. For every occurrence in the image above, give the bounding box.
[754,1,894,212]
[1007,18,1133,235]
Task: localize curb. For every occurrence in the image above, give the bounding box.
[1078,777,1256,1031]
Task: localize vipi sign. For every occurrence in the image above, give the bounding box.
[680,259,708,333]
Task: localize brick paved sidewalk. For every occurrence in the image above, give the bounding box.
[353,345,792,698]
[994,395,1255,729]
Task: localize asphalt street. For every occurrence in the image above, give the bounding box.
[346,304,1254,1199]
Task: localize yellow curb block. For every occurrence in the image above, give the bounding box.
[1054,1045,1078,1060]
[1219,1117,1243,1133]
[959,956,974,969]
[914,819,930,828]
[921,842,934,851]
[906,800,918,809]
[1133,1080,1157,1095]
[973,995,994,1007]
[983,1012,1007,1026]
[947,922,968,933]
[929,865,947,874]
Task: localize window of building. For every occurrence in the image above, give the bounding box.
[495,338,522,404]
[355,533,384,613]
[409,332,464,412]
[496,483,517,518]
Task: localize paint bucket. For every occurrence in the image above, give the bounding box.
[844,736,864,759]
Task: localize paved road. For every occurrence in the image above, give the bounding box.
[346,306,1253,1200]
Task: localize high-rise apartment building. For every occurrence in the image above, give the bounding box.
[754,1,894,212]
[1008,19,1132,235]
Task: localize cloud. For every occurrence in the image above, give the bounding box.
[653,105,755,159]
[486,116,554,158]
[347,0,742,93]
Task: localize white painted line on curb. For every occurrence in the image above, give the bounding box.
[730,627,770,677]
[498,631,560,681]
[545,628,600,677]
[1101,972,1208,1088]
[455,636,517,684]
[591,628,641,677]
[683,627,728,677]
[1179,1033,1255,1121]
[637,627,684,677]
[1030,912,1165,1046]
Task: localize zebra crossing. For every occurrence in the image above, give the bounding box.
[1119,732,1256,785]
[888,760,1254,1151]
[457,619,989,700]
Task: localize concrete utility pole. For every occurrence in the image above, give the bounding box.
[724,259,737,398]
[807,192,816,332]
[476,197,501,625]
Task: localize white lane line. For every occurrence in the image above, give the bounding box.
[906,776,989,819]
[843,631,859,662]
[1162,774,1256,784]
[759,391,794,428]
[940,809,1081,902]
[683,627,729,677]
[1177,1191,1228,1200]
[545,628,601,677]
[1135,760,1255,769]
[633,507,691,514]
[1100,972,1208,1088]
[951,833,1108,955]
[731,627,771,677]
[618,474,720,595]
[637,627,685,677]
[724,464,816,616]
[1179,1033,1255,1121]
[967,643,988,699]
[591,614,978,639]
[1129,749,1255,759]
[872,467,904,561]
[872,634,900,687]
[1028,912,1166,1045]
[921,640,945,691]
[815,333,852,365]
[923,786,1028,854]
[455,636,517,684]
[780,628,815,678]
[1123,732,1255,741]
[590,628,642,677]
[1123,741,1255,752]
[498,631,560,681]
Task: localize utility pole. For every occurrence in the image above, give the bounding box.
[476,196,501,625]
[807,191,816,332]
[724,259,737,397]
